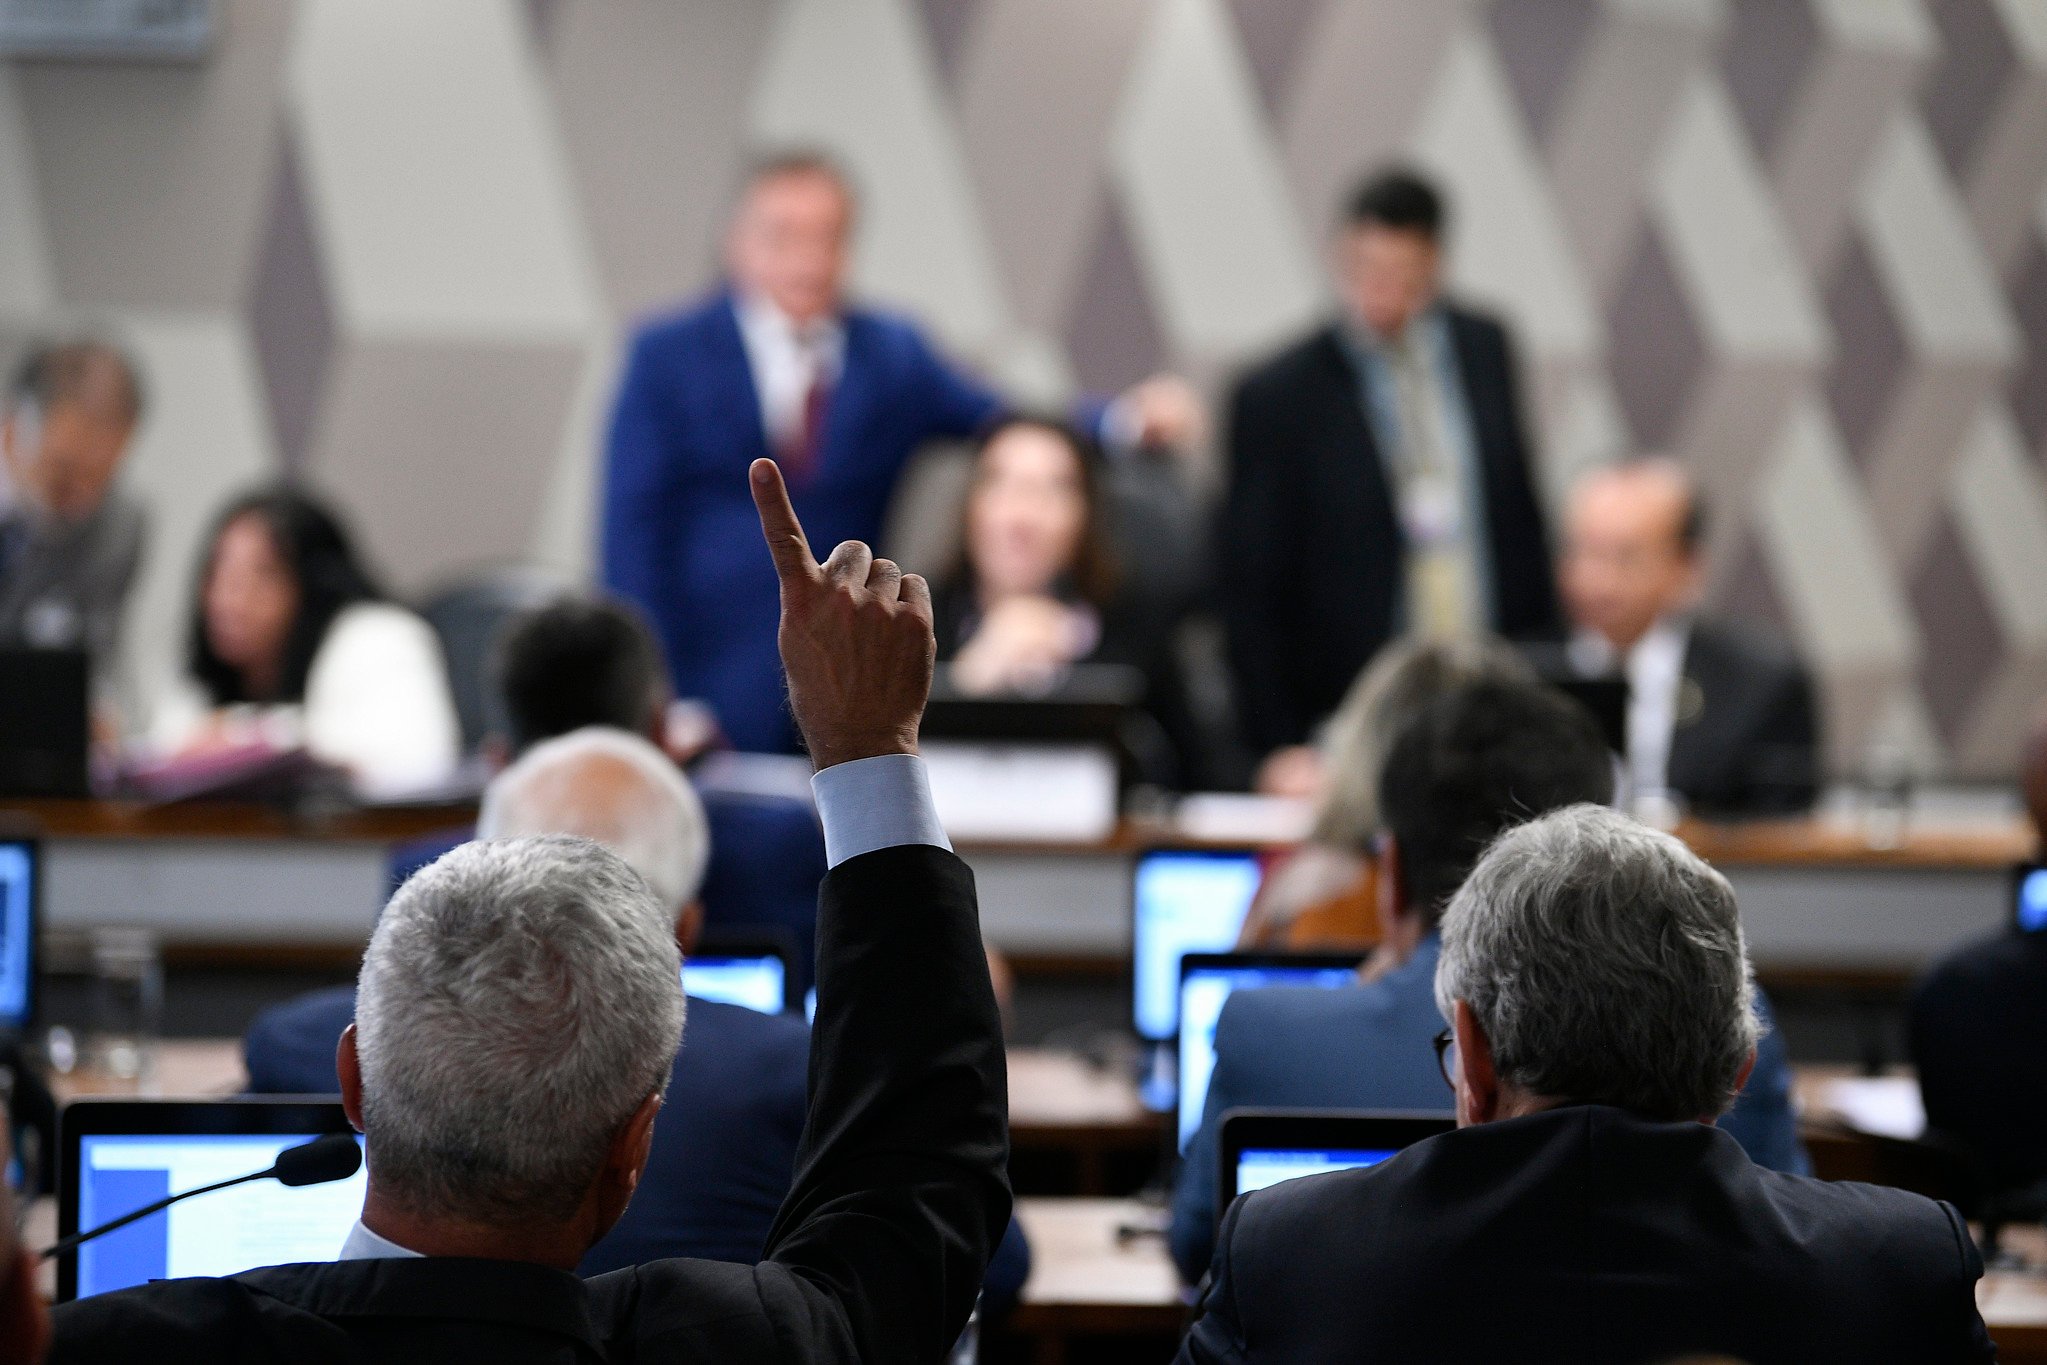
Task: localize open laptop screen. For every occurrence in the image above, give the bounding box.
[1131,849,1264,1042]
[682,951,788,1015]
[0,839,35,1032]
[1234,1145,1400,1195]
[61,1101,367,1301]
[1217,1111,1453,1224]
[1175,953,1363,1150]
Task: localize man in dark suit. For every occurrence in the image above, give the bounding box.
[1168,677,1805,1280]
[1558,458,1818,816]
[1179,803,1993,1363]
[603,152,1196,754]
[0,340,148,679]
[1910,708,2047,1195]
[1220,167,1559,789]
[55,459,1009,1363]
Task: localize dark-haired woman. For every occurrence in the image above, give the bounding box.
[934,417,1194,783]
[150,488,459,796]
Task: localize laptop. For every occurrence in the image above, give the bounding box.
[0,648,89,798]
[0,837,36,1036]
[1176,952,1365,1151]
[1131,847,1266,1043]
[57,1099,367,1301]
[1218,1109,1454,1221]
[682,934,793,1016]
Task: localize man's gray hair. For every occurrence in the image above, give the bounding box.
[478,726,710,913]
[356,835,685,1224]
[1434,804,1761,1121]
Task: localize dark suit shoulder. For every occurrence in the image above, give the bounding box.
[587,1257,795,1356]
[1230,326,1349,403]
[683,997,812,1070]
[1688,614,1805,682]
[626,292,738,352]
[51,1276,277,1364]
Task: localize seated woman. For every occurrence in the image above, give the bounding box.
[151,487,460,797]
[933,416,1192,782]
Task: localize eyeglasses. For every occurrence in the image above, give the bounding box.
[1432,1028,1456,1091]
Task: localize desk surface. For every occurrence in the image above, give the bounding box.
[2,797,474,843]
[5,794,2032,869]
[45,1039,1158,1136]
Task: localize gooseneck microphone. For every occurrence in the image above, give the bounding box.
[41,1132,363,1261]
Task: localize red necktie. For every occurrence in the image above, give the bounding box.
[781,369,831,486]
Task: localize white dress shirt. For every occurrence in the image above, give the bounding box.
[734,292,845,456]
[337,752,950,1261]
[1571,615,1692,800]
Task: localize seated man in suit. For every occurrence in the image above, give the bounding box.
[1,339,148,679]
[1222,166,1560,793]
[1558,458,1819,816]
[1169,677,1807,1280]
[603,150,1197,754]
[54,458,1009,1363]
[1910,706,2047,1195]
[1180,804,1993,1363]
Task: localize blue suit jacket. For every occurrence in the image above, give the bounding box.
[1166,936,1809,1281]
[385,787,828,995]
[601,292,1001,753]
[243,989,811,1268]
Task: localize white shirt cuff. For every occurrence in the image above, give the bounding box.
[809,754,953,868]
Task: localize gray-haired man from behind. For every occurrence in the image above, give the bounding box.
[51,458,1010,1363]
[1180,805,1994,1364]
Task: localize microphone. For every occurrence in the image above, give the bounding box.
[41,1132,362,1261]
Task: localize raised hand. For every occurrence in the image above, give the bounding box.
[750,458,936,771]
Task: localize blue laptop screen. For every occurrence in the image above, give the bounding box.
[73,1133,368,1299]
[0,841,32,1031]
[682,954,787,1015]
[1234,1146,1397,1197]
[1132,851,1262,1041]
[1177,962,1360,1150]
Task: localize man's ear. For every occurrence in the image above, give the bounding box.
[338,1024,365,1133]
[675,902,705,956]
[1710,1048,1758,1124]
[1451,999,1501,1127]
[591,1092,663,1243]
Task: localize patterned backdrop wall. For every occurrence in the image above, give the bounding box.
[2,0,2045,779]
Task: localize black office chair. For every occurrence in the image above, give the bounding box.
[416,566,572,754]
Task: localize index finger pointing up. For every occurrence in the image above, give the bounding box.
[750,459,818,582]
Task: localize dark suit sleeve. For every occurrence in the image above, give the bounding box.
[1737,656,1820,814]
[1934,1200,1998,1362]
[904,326,1004,442]
[601,332,689,636]
[1175,1197,1252,1365]
[1219,377,1310,754]
[1468,318,1559,640]
[752,845,1010,1363]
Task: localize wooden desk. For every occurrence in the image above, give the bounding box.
[47,1037,248,1103]
[2,797,473,954]
[1007,1197,1186,1362]
[1007,1047,1161,1194]
[966,813,2029,978]
[4,793,2028,973]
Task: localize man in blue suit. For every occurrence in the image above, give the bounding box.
[1168,676,1807,1280]
[602,151,1197,753]
[248,726,814,1267]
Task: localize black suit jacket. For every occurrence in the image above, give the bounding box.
[51,845,1009,1365]
[1912,930,2047,1193]
[1179,1105,1992,1365]
[1666,616,1821,817]
[1219,309,1560,754]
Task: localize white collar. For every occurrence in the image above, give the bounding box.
[338,1218,426,1261]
